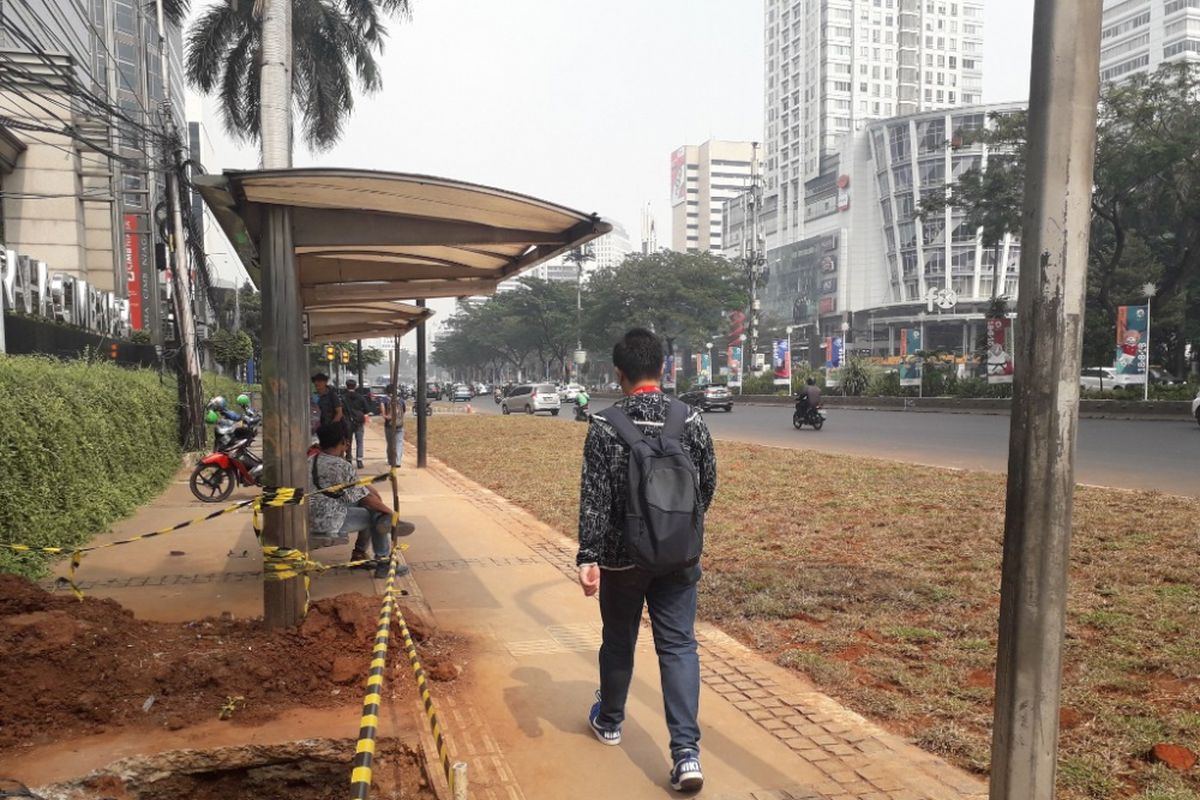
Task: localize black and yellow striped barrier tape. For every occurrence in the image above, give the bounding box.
[350,549,403,799]
[395,591,459,794]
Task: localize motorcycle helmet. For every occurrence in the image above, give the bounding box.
[205,409,220,424]
[236,393,251,408]
[209,395,227,410]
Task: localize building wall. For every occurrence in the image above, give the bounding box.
[1099,0,1200,84]
[670,140,759,253]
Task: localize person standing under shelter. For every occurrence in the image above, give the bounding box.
[380,383,407,468]
[313,372,344,431]
[343,379,370,468]
[576,328,717,793]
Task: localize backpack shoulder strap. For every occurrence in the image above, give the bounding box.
[662,399,690,440]
[597,406,645,449]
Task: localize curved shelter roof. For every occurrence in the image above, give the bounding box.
[194,169,612,338]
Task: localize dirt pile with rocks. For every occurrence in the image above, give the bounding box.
[0,574,459,750]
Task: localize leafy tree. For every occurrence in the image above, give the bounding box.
[207,329,253,373]
[508,277,579,380]
[584,251,749,354]
[176,0,411,151]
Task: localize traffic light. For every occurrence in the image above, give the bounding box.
[340,349,351,365]
[324,344,335,362]
[109,343,119,360]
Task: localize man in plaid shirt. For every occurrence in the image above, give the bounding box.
[577,328,717,793]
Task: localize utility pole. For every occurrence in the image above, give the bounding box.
[565,245,593,382]
[990,3,1102,798]
[258,0,307,628]
[745,142,765,370]
[153,0,204,451]
[416,299,428,468]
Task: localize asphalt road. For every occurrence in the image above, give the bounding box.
[457,396,1199,496]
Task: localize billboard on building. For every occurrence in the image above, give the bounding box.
[671,148,688,206]
[986,317,1014,384]
[1115,305,1149,378]
[773,338,791,386]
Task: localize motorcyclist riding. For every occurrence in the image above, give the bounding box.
[574,387,591,420]
[796,377,822,418]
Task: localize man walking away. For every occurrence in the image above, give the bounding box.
[344,379,370,468]
[313,372,344,431]
[380,383,407,468]
[577,328,717,793]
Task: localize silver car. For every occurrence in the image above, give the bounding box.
[501,383,561,416]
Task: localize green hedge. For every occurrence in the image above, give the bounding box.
[0,356,181,577]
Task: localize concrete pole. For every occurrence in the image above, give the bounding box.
[257,0,306,627]
[990,3,1102,798]
[416,300,428,469]
[154,0,204,451]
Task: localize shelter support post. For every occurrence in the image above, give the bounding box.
[388,335,401,509]
[261,206,309,628]
[990,2,1102,798]
[416,300,428,469]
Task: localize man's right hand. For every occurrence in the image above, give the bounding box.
[578,564,600,597]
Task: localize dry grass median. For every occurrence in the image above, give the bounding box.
[422,414,1199,800]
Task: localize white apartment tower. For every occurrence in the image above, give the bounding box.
[763,0,984,250]
[1099,0,1200,84]
[670,140,760,253]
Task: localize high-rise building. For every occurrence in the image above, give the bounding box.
[762,0,984,250]
[669,139,760,253]
[1099,0,1200,84]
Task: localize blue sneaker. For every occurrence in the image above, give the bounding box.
[670,750,703,793]
[587,690,621,746]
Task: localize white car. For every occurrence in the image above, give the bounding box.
[1080,367,1142,391]
[559,383,585,402]
[501,383,561,416]
[1192,387,1200,427]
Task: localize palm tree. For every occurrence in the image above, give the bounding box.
[167,0,409,151]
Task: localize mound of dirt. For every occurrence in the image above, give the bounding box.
[0,575,457,750]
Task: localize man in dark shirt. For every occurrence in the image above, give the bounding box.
[577,328,716,793]
[343,379,370,468]
[313,372,344,431]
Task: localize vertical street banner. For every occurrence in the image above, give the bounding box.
[986,317,1015,384]
[1115,305,1149,379]
[728,345,744,388]
[123,214,143,330]
[773,338,791,386]
[664,352,677,390]
[899,328,922,387]
[825,336,844,388]
[700,353,713,384]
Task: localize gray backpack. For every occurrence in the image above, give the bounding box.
[599,401,704,573]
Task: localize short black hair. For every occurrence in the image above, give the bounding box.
[346,379,357,389]
[806,377,816,386]
[317,421,349,449]
[312,372,329,383]
[385,383,396,394]
[612,328,664,383]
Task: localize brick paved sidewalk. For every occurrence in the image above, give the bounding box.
[400,454,989,800]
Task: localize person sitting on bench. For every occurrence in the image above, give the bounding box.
[307,421,411,578]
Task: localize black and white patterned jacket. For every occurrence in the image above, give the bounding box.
[576,392,718,569]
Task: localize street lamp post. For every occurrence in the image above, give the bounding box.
[705,341,713,384]
[738,333,747,394]
[566,245,594,382]
[1143,282,1156,401]
[841,320,850,396]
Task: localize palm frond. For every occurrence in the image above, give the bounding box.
[185,3,247,92]
[159,0,190,27]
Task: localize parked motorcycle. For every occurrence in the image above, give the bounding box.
[792,402,826,431]
[190,419,263,502]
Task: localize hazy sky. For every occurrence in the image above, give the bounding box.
[195,0,1037,334]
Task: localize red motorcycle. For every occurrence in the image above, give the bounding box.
[189,418,263,502]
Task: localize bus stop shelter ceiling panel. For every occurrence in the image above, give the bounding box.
[306,301,433,342]
[194,169,611,307]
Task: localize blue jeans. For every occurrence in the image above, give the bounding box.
[352,424,365,461]
[597,566,701,756]
[386,425,404,467]
[339,506,390,560]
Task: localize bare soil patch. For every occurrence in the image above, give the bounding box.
[424,414,1200,800]
[0,574,464,753]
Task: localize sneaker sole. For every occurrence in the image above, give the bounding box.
[671,772,703,792]
[588,715,621,746]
